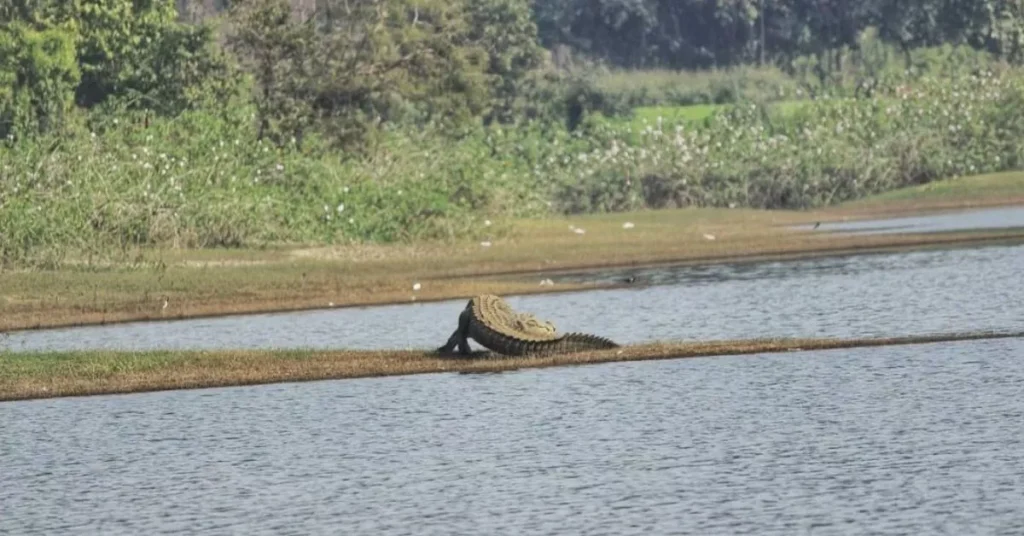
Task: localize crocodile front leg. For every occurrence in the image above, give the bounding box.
[437,308,473,355]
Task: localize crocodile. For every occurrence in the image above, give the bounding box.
[437,294,620,357]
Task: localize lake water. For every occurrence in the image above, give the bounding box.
[792,205,1024,235]
[3,243,1024,353]
[2,337,1023,534]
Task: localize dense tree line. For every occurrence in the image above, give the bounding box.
[171,0,1024,71]
[4,0,1024,145]
[1,0,550,145]
[532,0,1024,70]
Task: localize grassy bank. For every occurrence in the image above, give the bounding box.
[6,68,1024,270]
[3,171,1024,333]
[834,171,1024,215]
[3,331,1022,402]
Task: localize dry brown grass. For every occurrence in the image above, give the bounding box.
[3,187,1024,333]
[3,330,1020,402]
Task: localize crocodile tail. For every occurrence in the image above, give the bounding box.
[478,332,619,357]
[558,332,620,352]
[507,332,620,357]
[465,311,619,357]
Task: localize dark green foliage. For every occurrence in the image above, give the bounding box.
[224,0,539,149]
[532,0,1024,72]
[69,0,182,107]
[0,21,80,140]
[464,0,547,123]
[1,0,238,140]
[224,0,316,147]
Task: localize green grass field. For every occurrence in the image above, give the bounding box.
[842,171,1024,205]
[605,99,809,130]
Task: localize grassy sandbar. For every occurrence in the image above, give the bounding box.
[3,330,1021,402]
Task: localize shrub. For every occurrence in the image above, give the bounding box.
[0,21,80,140]
[551,69,1024,212]
[590,65,799,108]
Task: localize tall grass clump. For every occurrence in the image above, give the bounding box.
[591,65,799,109]
[0,104,573,268]
[787,28,1014,100]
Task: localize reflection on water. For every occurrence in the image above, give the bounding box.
[791,205,1024,235]
[3,244,1023,353]
[3,338,1023,534]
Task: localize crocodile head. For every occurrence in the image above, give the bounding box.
[510,313,558,338]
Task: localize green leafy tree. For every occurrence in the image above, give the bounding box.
[225,0,316,145]
[70,0,183,107]
[956,0,1024,63]
[464,0,546,123]
[3,0,237,117]
[0,21,81,140]
[227,0,539,147]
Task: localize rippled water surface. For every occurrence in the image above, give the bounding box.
[3,338,1024,534]
[4,243,1024,352]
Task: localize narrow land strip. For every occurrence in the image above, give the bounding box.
[2,226,1023,333]
[3,330,1021,402]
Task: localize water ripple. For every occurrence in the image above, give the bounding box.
[2,339,1023,534]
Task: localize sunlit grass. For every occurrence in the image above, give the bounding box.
[607,99,809,130]
[839,171,1024,207]
[634,104,724,124]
